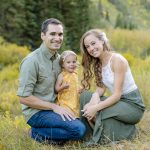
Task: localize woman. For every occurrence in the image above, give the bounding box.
[80,29,145,145]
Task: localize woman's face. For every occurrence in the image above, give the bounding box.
[84,34,104,58]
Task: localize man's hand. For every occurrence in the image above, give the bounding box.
[51,103,76,121]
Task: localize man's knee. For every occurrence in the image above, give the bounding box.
[79,123,86,138]
[72,121,86,139]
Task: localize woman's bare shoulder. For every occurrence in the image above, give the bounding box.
[111,53,128,71]
[112,53,128,64]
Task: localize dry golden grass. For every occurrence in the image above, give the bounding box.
[0,110,149,150]
[1,30,150,150]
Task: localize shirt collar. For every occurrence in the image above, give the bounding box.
[40,43,59,61]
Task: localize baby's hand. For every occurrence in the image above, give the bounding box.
[61,82,69,90]
[78,86,84,94]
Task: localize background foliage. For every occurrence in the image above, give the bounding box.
[0,0,150,149]
[0,32,150,149]
[1,0,150,52]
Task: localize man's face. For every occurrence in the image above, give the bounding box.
[41,24,63,54]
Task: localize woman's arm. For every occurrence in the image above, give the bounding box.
[96,55,128,111]
[55,73,69,93]
[82,86,106,114]
[90,86,106,104]
[82,55,128,120]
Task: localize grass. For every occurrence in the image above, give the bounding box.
[0,29,150,150]
[0,59,150,150]
[0,110,150,150]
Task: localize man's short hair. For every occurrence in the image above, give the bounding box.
[41,18,63,33]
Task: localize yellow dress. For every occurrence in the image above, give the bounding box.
[57,71,79,117]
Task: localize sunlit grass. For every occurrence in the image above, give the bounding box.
[0,111,149,150]
[107,29,150,57]
[0,30,150,149]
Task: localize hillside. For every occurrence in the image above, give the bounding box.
[90,0,150,29]
[0,0,150,52]
[0,32,150,149]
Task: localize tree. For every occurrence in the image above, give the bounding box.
[0,0,26,44]
[59,0,91,52]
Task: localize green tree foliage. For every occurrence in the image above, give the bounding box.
[0,0,150,52]
[22,0,64,50]
[141,0,150,10]
[109,0,137,29]
[0,0,26,44]
[88,0,112,29]
[140,47,150,59]
[60,0,90,52]
[115,13,137,29]
[0,0,90,53]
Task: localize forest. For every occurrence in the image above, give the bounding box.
[0,0,150,149]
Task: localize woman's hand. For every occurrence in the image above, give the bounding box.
[82,104,98,120]
[90,92,101,104]
[82,102,91,111]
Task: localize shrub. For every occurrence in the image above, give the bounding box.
[0,39,29,69]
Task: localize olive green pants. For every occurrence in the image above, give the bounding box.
[80,90,145,144]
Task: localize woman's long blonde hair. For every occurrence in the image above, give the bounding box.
[80,29,112,89]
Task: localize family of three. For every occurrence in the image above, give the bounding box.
[17,18,145,146]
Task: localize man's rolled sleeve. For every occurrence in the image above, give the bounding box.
[17,58,37,97]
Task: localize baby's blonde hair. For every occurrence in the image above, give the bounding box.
[59,50,77,68]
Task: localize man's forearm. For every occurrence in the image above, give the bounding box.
[19,95,56,110]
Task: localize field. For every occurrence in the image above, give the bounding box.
[0,29,150,150]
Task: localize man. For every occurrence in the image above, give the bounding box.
[17,18,85,143]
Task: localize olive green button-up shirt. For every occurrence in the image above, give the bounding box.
[17,43,61,122]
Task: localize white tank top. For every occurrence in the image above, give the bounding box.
[102,54,137,94]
